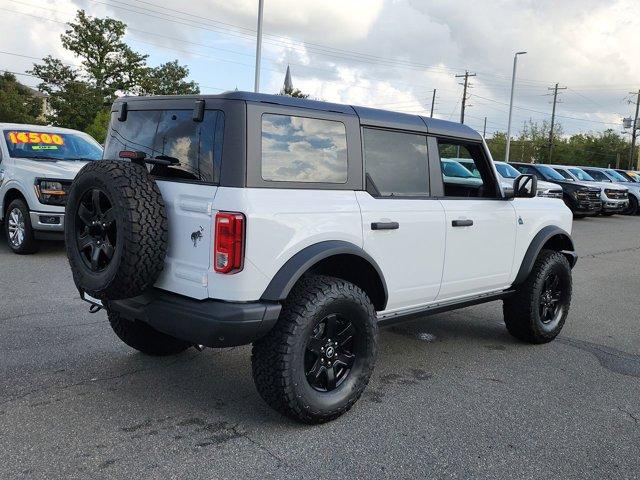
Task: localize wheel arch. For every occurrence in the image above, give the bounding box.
[513,226,576,286]
[2,187,29,220]
[260,240,388,311]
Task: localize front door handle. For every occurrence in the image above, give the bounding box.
[452,219,473,227]
[371,221,399,230]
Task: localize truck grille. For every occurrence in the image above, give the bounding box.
[576,190,600,201]
[604,189,628,200]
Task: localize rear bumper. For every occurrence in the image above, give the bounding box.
[107,289,282,348]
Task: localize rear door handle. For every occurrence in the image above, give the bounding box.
[371,221,399,230]
[452,219,473,227]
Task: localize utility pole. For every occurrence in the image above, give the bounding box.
[505,51,526,162]
[455,71,476,124]
[547,82,566,163]
[254,0,264,93]
[482,117,487,138]
[629,89,640,170]
[430,89,436,118]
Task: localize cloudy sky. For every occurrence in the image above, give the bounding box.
[1,0,639,136]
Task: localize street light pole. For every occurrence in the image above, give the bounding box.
[254,0,264,93]
[505,51,526,162]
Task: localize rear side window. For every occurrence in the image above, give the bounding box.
[104,109,225,183]
[362,128,429,197]
[261,114,348,183]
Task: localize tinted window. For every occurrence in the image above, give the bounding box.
[4,130,102,161]
[104,109,225,183]
[553,168,574,180]
[261,114,347,183]
[363,128,429,196]
[584,169,610,182]
[537,165,566,181]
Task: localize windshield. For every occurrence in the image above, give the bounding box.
[537,165,566,181]
[441,160,475,178]
[495,162,520,179]
[569,168,595,181]
[552,168,574,181]
[4,130,102,161]
[605,169,629,182]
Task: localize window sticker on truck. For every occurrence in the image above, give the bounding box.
[7,132,65,145]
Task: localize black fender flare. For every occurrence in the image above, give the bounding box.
[513,226,577,286]
[260,240,388,308]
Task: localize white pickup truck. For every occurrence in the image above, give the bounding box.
[0,123,102,253]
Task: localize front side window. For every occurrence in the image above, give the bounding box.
[584,169,610,182]
[4,130,102,161]
[261,114,347,183]
[363,128,429,197]
[495,162,520,179]
[104,109,225,183]
[438,141,496,198]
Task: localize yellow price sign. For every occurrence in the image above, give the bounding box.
[8,132,65,146]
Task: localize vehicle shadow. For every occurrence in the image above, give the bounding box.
[79,307,517,432]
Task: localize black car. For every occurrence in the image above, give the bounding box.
[511,162,602,217]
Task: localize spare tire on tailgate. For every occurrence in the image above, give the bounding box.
[65,160,168,300]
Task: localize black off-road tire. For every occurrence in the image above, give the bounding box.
[65,160,168,300]
[252,275,378,424]
[503,249,572,344]
[108,310,191,356]
[4,199,38,254]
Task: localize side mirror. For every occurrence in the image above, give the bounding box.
[513,174,538,198]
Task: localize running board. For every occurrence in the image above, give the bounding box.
[377,290,515,327]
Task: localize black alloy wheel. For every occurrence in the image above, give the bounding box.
[75,188,116,272]
[304,313,357,392]
[538,273,564,328]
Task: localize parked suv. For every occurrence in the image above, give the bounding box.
[65,92,577,423]
[511,162,602,217]
[581,166,640,215]
[550,165,628,215]
[0,124,103,253]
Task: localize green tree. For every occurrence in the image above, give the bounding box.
[136,60,200,96]
[29,10,198,130]
[0,72,43,124]
[84,109,111,144]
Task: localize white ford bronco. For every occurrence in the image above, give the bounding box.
[0,123,103,253]
[65,92,576,423]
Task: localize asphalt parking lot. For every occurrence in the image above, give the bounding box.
[1,216,639,480]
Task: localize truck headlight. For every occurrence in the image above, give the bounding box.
[34,179,70,206]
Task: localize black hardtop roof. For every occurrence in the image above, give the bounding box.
[115,91,482,141]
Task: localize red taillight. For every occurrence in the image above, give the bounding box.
[214,212,245,274]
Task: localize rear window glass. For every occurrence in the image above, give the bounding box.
[261,114,348,183]
[4,130,102,161]
[104,109,225,183]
